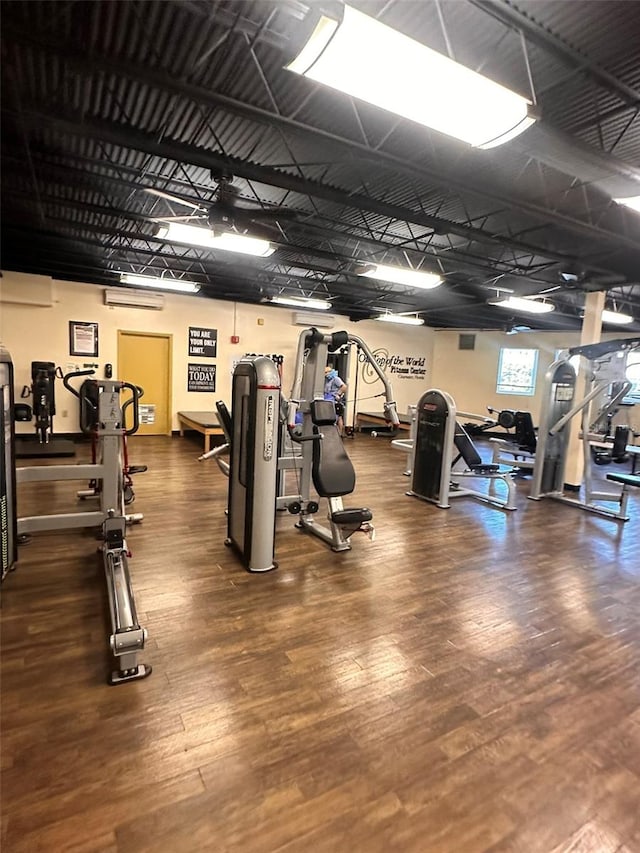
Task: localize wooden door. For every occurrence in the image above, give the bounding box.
[117,331,172,435]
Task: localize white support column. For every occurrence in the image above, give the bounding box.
[565,291,605,487]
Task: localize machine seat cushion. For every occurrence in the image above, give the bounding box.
[606,472,640,488]
[469,463,501,474]
[331,508,372,525]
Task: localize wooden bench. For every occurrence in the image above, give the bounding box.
[355,411,412,432]
[177,411,224,454]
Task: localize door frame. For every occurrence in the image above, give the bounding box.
[117,330,173,436]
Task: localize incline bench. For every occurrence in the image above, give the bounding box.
[177,411,224,454]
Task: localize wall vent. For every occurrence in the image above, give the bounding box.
[104,288,165,310]
[292,311,336,329]
[458,333,476,350]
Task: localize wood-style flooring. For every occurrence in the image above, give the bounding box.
[2,432,640,853]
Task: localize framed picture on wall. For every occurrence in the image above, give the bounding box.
[69,321,99,357]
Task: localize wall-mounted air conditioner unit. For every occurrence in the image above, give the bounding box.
[292,311,336,329]
[104,288,165,310]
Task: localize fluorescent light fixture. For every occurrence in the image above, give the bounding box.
[286,4,536,149]
[602,309,633,325]
[615,195,640,213]
[376,314,425,326]
[119,273,200,293]
[267,295,331,310]
[358,264,442,289]
[157,223,275,257]
[488,295,555,314]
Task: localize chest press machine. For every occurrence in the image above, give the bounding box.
[209,328,399,572]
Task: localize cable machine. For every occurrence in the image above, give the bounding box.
[530,336,640,520]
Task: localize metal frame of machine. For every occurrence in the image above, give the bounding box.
[407,388,517,511]
[285,328,399,551]
[206,328,399,568]
[529,336,640,521]
[8,362,150,684]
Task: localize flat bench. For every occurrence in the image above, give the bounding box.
[355,411,411,433]
[606,472,640,489]
[177,411,224,454]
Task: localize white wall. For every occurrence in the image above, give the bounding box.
[430,328,640,432]
[0,271,436,433]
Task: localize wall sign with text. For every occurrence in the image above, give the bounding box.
[188,327,217,358]
[69,321,99,357]
[187,363,216,392]
[360,348,427,382]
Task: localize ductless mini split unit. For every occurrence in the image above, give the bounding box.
[292,311,336,328]
[104,288,165,310]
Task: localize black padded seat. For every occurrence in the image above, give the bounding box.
[331,508,372,525]
[606,473,640,488]
[469,463,500,474]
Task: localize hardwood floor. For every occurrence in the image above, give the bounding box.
[2,432,639,852]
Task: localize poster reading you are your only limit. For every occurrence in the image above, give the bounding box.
[187,326,217,392]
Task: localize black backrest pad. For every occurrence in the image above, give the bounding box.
[216,400,233,444]
[310,399,355,496]
[514,411,537,452]
[453,422,483,468]
[311,398,338,426]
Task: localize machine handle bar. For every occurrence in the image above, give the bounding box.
[62,369,96,398]
[121,382,141,435]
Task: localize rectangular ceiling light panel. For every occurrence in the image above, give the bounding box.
[602,309,633,325]
[376,314,425,326]
[615,195,640,213]
[358,264,442,289]
[489,296,555,314]
[157,223,275,257]
[287,5,535,149]
[120,273,200,293]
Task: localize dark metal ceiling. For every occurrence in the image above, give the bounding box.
[2,0,640,331]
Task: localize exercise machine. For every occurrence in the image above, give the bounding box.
[530,336,640,521]
[286,327,398,551]
[407,388,517,511]
[489,410,538,473]
[17,369,144,536]
[391,405,418,476]
[1,346,18,581]
[224,356,280,572]
[15,361,75,458]
[13,366,150,683]
[207,328,399,569]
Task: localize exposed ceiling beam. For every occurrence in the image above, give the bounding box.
[4,25,640,258]
[10,104,634,278]
[470,0,640,107]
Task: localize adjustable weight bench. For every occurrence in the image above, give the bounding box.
[297,399,373,550]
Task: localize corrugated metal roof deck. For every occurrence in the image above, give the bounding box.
[2,0,639,329]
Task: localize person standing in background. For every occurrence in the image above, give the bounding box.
[324,364,347,435]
